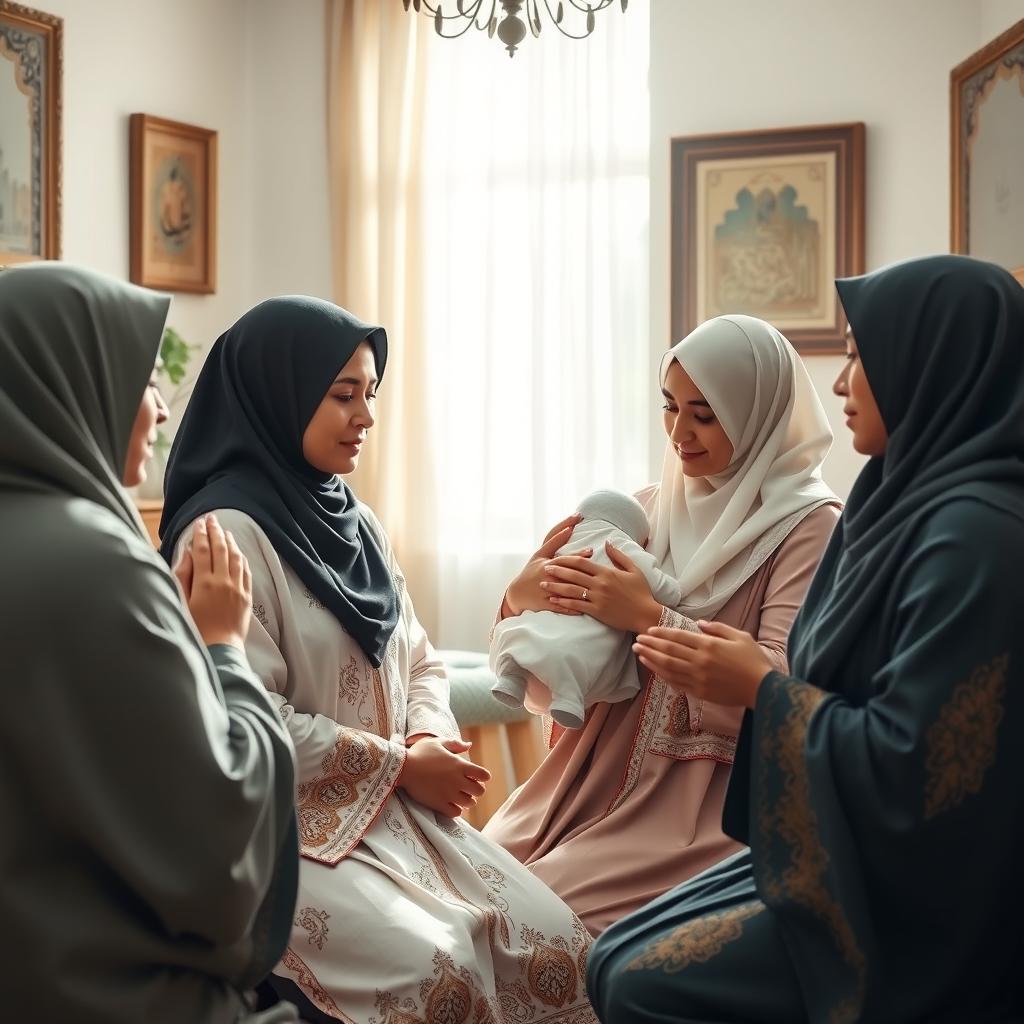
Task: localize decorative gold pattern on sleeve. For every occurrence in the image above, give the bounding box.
[653,692,739,763]
[624,901,764,973]
[757,679,866,1024]
[297,728,404,864]
[924,654,1008,821]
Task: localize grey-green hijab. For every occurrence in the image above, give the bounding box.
[0,263,299,1023]
[0,261,168,527]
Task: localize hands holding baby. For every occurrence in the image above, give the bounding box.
[505,502,774,710]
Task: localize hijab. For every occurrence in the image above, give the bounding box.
[0,262,299,1016]
[789,254,1024,681]
[0,261,168,523]
[160,296,399,667]
[647,314,838,620]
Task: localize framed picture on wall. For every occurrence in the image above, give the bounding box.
[951,18,1024,286]
[130,113,217,293]
[0,1,62,264]
[670,122,865,355]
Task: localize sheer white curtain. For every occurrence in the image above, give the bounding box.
[418,4,651,650]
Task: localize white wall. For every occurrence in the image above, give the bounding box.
[39,0,1024,497]
[981,0,1024,40]
[35,0,330,391]
[649,0,1024,497]
[244,0,332,303]
[42,0,251,366]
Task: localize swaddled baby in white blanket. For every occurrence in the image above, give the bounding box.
[490,489,684,728]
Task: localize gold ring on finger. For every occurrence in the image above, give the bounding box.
[581,588,588,601]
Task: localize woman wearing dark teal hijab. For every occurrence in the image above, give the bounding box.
[0,263,301,1023]
[588,255,1024,1022]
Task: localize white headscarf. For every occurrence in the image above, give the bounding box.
[647,314,838,620]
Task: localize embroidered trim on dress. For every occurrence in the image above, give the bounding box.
[337,656,364,708]
[756,677,865,1024]
[297,729,405,865]
[649,690,737,764]
[280,946,353,1021]
[924,654,1008,821]
[294,906,330,952]
[373,950,499,1024]
[608,607,737,812]
[395,795,472,903]
[518,929,581,1009]
[624,901,764,973]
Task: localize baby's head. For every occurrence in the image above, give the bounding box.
[575,489,649,547]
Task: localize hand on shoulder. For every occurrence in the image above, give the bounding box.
[173,513,252,650]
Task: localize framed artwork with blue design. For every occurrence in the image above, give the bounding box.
[670,123,865,355]
[0,1,62,264]
[951,18,1024,286]
[130,113,217,294]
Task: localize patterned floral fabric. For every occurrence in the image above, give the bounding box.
[181,506,598,1023]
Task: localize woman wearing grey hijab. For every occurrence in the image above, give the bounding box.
[0,263,301,1024]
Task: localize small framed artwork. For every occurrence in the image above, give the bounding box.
[951,18,1024,286]
[129,113,217,293]
[670,122,865,355]
[0,1,62,264]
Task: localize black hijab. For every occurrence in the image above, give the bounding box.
[160,296,399,667]
[789,254,1024,683]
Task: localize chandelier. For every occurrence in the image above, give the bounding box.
[401,0,628,58]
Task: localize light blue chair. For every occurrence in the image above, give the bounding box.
[438,649,546,827]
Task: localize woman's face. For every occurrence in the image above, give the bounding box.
[833,330,887,457]
[123,369,169,487]
[662,359,734,477]
[302,340,377,476]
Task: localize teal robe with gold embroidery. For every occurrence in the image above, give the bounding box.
[737,493,1024,1022]
[588,255,1024,1024]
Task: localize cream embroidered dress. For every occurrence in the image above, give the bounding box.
[177,505,596,1024]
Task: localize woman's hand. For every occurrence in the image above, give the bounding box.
[503,514,591,616]
[632,621,773,709]
[542,542,663,633]
[173,513,252,651]
[398,737,491,817]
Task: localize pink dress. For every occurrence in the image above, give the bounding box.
[482,503,839,935]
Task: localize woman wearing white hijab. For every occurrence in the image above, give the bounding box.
[0,263,300,1023]
[483,314,841,935]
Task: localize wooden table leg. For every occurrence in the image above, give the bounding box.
[504,718,545,785]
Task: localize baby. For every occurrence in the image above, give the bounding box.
[490,489,684,728]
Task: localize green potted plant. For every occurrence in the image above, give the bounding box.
[155,326,200,450]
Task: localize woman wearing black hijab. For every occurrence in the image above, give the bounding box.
[161,297,598,1023]
[587,255,1024,1022]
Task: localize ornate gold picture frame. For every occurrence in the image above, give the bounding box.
[0,1,62,264]
[951,18,1024,285]
[671,123,865,355]
[130,113,217,294]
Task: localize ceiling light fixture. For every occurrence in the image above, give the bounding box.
[401,0,628,58]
